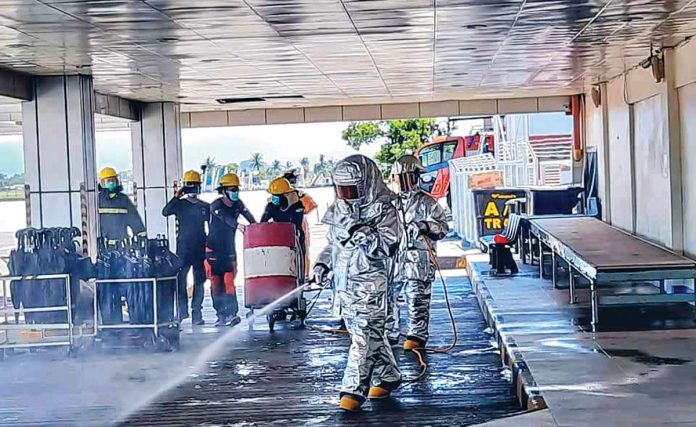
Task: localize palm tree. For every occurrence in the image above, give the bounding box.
[324,158,335,174]
[251,153,264,170]
[300,157,310,184]
[300,157,310,173]
[285,160,293,171]
[270,160,282,177]
[313,154,326,174]
[202,156,216,172]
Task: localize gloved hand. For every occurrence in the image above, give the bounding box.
[348,225,375,246]
[407,221,428,241]
[416,221,429,234]
[312,264,329,284]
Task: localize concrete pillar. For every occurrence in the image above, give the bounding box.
[22,75,98,255]
[599,82,611,223]
[131,102,182,244]
[664,48,684,253]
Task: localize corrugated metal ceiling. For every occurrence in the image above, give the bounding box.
[0,0,693,111]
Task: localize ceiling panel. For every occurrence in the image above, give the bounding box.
[0,0,690,111]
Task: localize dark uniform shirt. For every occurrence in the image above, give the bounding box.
[206,198,256,259]
[98,190,146,242]
[162,196,210,260]
[261,200,306,246]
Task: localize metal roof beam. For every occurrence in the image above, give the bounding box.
[0,68,32,101]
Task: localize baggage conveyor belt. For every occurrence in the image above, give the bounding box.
[529,217,696,331]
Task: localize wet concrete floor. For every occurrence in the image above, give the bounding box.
[0,270,521,426]
[468,256,696,426]
[121,274,520,426]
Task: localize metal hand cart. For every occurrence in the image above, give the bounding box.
[0,273,96,360]
[95,276,180,351]
[244,224,308,332]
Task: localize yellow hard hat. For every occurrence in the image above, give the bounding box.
[268,177,293,195]
[183,170,201,184]
[99,167,118,181]
[218,173,240,188]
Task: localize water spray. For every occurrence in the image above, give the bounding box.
[114,282,314,424]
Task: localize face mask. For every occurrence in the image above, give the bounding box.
[228,190,239,201]
[183,185,200,195]
[272,195,281,206]
[106,182,118,192]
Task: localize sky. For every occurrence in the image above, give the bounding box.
[181,122,379,171]
[0,112,570,176]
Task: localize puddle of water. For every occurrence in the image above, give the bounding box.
[604,349,691,366]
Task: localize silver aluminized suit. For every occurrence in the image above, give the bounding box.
[315,155,402,401]
[387,190,448,344]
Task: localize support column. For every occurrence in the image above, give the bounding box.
[22,75,98,255]
[131,102,183,245]
[599,82,612,223]
[664,48,684,253]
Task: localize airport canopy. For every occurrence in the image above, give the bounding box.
[0,1,692,113]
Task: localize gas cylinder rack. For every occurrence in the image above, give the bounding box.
[0,273,97,361]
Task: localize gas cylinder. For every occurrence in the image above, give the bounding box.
[243,222,298,308]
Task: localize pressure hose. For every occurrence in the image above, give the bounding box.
[304,276,350,335]
[304,230,459,379]
[405,237,458,382]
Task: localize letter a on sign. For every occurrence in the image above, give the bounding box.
[484,201,499,217]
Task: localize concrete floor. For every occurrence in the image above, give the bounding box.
[0,239,522,426]
[468,256,696,426]
[120,272,520,426]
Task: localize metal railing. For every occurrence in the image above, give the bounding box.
[0,274,97,353]
[95,276,178,337]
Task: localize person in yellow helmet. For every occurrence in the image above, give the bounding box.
[97,166,146,243]
[162,170,210,324]
[283,171,317,278]
[97,166,147,326]
[205,173,256,327]
[261,177,307,279]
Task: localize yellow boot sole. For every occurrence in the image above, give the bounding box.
[339,395,362,411]
[403,339,423,351]
[368,386,390,400]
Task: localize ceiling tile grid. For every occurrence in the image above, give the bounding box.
[0,0,691,110]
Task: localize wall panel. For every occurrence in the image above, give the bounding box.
[606,77,634,231]
[633,94,671,245]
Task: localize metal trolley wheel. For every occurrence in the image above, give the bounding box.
[267,313,276,332]
[246,309,255,330]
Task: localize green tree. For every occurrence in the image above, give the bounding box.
[250,153,264,172]
[226,162,239,174]
[342,119,440,174]
[284,160,293,171]
[300,157,310,180]
[313,154,327,174]
[270,160,282,177]
[202,156,216,170]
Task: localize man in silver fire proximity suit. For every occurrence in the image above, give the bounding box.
[313,154,403,411]
[388,154,449,351]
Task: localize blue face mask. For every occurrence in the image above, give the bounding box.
[106,182,118,192]
[227,190,239,201]
[271,195,281,206]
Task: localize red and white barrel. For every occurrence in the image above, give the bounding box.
[243,222,298,308]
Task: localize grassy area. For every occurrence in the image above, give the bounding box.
[0,188,24,200]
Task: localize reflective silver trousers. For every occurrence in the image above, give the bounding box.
[388,279,432,343]
[339,291,401,398]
